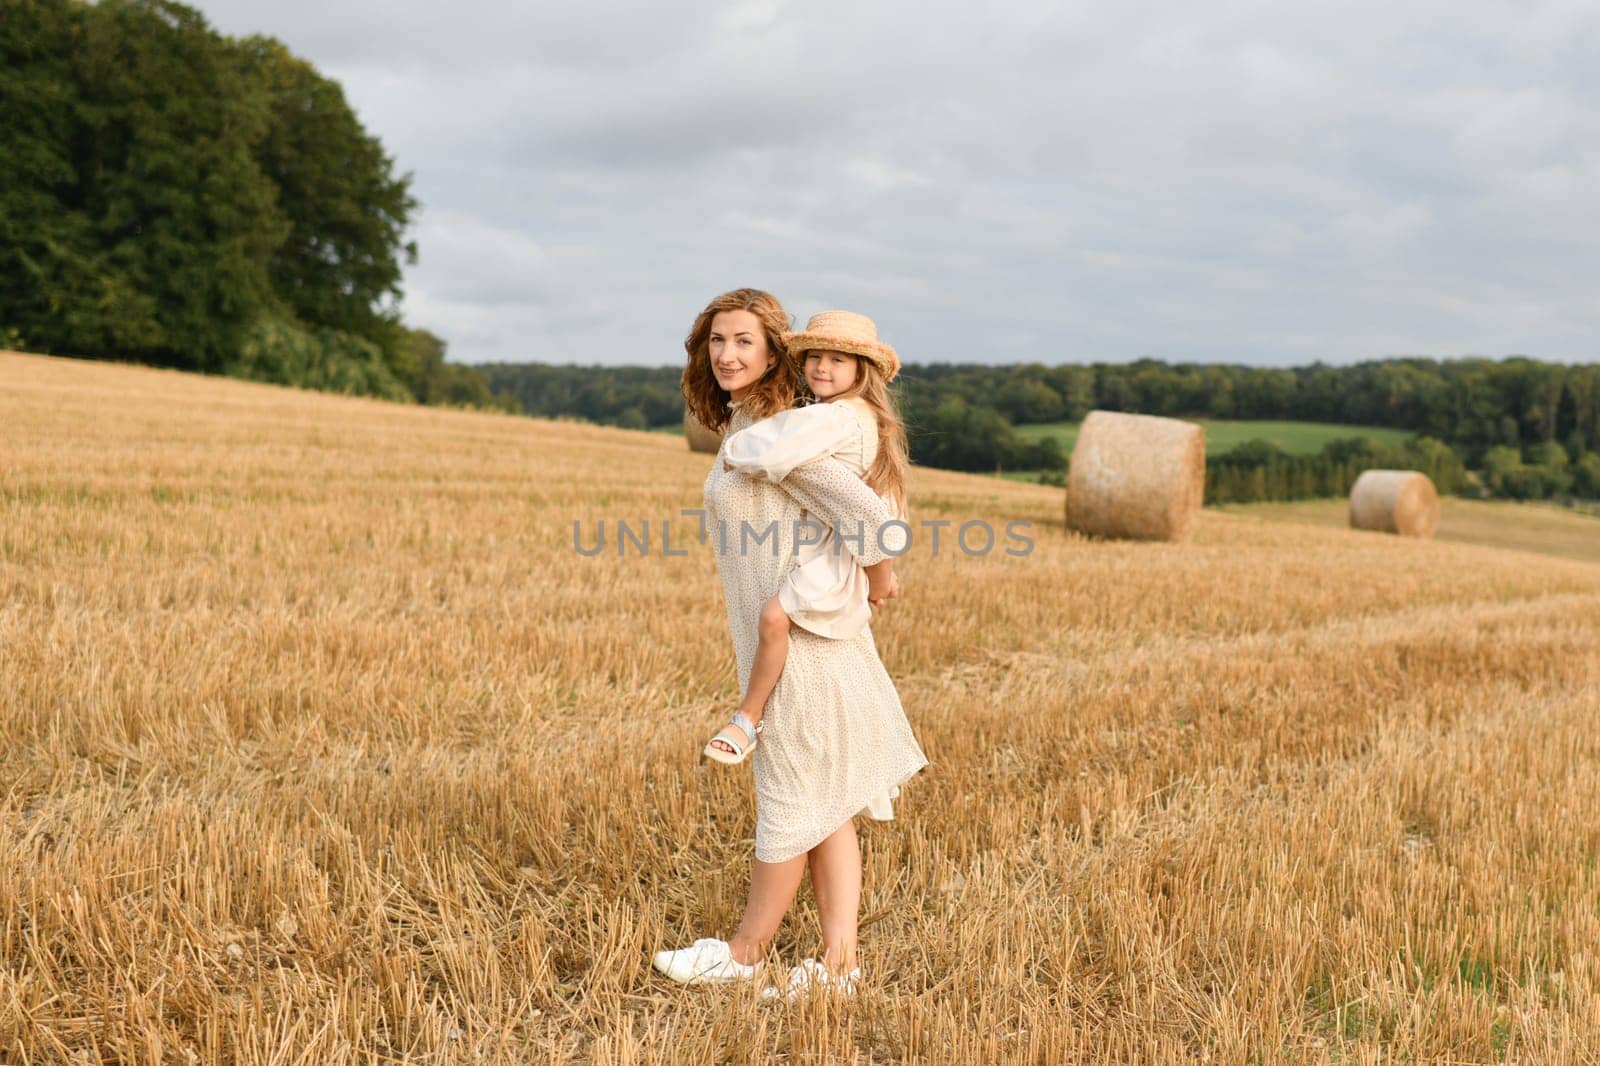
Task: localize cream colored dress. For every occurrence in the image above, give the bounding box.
[704,398,928,863]
[721,396,900,641]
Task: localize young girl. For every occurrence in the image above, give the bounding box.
[702,310,910,769]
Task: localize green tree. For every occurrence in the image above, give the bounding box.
[1573,452,1600,499]
[226,316,409,399]
[1405,436,1466,495]
[0,0,108,351]
[77,0,285,370]
[397,327,519,411]
[906,395,1023,471]
[1527,441,1573,496]
[232,35,418,363]
[1021,433,1068,471]
[1,0,284,368]
[1481,446,1525,497]
[995,375,1064,422]
[1049,365,1095,420]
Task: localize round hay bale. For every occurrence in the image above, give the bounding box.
[1065,410,1205,542]
[683,409,723,453]
[1348,469,1438,538]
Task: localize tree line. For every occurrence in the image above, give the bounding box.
[1,0,513,412]
[895,358,1600,467]
[476,363,687,429]
[1205,437,1470,505]
[480,358,1600,502]
[907,358,1600,502]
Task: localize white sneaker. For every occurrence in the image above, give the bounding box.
[652,938,764,985]
[760,957,860,1001]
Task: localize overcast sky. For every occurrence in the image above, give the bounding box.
[195,0,1598,368]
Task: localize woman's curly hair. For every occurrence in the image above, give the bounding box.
[681,288,799,433]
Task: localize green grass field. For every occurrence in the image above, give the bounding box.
[1013,418,1416,455]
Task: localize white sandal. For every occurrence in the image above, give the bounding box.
[703,711,761,765]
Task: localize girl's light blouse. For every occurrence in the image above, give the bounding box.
[721,399,864,481]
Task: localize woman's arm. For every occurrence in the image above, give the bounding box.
[777,455,907,567]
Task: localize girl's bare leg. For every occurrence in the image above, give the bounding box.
[726,853,808,966]
[806,818,862,974]
[710,594,791,755]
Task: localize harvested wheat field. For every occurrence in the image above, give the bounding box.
[4,349,1600,1064]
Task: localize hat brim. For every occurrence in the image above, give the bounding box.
[785,331,900,378]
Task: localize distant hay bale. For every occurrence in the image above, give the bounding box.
[683,410,723,453]
[1349,469,1439,538]
[1065,411,1206,542]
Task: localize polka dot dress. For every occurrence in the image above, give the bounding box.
[704,399,929,863]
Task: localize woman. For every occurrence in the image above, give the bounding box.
[652,288,928,998]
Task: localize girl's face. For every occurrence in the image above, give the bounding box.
[803,349,859,399]
[708,309,773,401]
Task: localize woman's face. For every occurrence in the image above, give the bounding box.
[803,349,859,399]
[708,310,773,401]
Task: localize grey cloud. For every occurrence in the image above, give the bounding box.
[195,0,1600,366]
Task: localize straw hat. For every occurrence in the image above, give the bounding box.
[785,311,900,382]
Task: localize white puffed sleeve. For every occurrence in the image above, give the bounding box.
[722,402,859,482]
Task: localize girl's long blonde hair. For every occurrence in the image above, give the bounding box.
[802,355,910,524]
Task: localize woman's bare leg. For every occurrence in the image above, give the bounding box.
[726,853,808,966]
[806,818,862,974]
[710,594,791,755]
